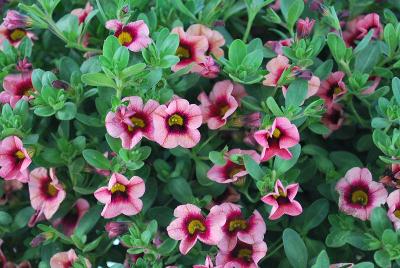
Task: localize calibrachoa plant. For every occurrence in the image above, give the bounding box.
[2,0,400,268]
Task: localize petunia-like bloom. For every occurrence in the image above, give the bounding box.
[198,80,246,129]
[194,256,214,268]
[198,56,220,78]
[153,98,202,148]
[216,240,268,268]
[265,39,292,55]
[0,71,34,108]
[386,190,400,230]
[336,167,388,221]
[71,2,93,24]
[0,136,31,182]
[167,204,225,255]
[187,24,225,58]
[0,23,36,48]
[3,10,31,30]
[171,27,208,73]
[28,168,66,221]
[317,71,347,105]
[262,179,302,220]
[50,249,91,268]
[207,149,260,184]
[254,117,300,161]
[380,163,400,188]
[94,173,145,219]
[321,103,344,135]
[208,203,266,251]
[53,198,90,236]
[105,19,151,52]
[296,17,315,38]
[105,96,159,149]
[343,13,382,47]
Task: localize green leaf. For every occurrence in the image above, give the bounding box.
[299,199,329,233]
[329,151,362,171]
[311,250,330,268]
[195,160,213,186]
[355,42,381,73]
[327,33,347,62]
[158,238,178,256]
[392,77,400,105]
[0,211,12,225]
[274,144,301,174]
[103,35,121,59]
[229,39,247,65]
[286,0,304,31]
[209,151,226,165]
[75,205,102,236]
[81,73,116,88]
[56,102,76,120]
[171,0,197,21]
[266,96,284,116]
[283,228,308,268]
[243,154,264,180]
[374,250,391,268]
[370,207,392,238]
[82,149,111,170]
[314,60,333,80]
[167,178,193,203]
[354,29,374,54]
[285,79,308,107]
[346,232,381,251]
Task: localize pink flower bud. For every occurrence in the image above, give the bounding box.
[296,17,315,38]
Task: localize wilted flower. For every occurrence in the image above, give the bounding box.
[50,249,91,268]
[0,71,34,108]
[0,136,31,182]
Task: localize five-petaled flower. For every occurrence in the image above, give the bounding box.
[0,23,36,48]
[317,71,347,105]
[0,136,31,182]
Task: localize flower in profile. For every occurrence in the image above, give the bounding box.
[105,221,130,239]
[3,10,31,30]
[105,96,159,149]
[321,103,344,135]
[336,167,388,221]
[296,17,315,38]
[386,190,400,230]
[194,256,215,268]
[167,204,225,255]
[153,98,202,148]
[343,13,382,47]
[198,80,245,129]
[317,71,347,105]
[0,71,34,108]
[105,19,151,52]
[380,163,400,188]
[171,27,208,73]
[50,249,91,268]
[362,76,381,95]
[208,203,266,251]
[207,149,260,184]
[28,168,66,221]
[53,198,90,236]
[187,24,225,58]
[198,56,220,78]
[0,23,36,48]
[262,179,302,220]
[94,173,145,219]
[71,2,93,24]
[254,117,300,161]
[216,240,268,268]
[265,39,292,55]
[0,136,31,183]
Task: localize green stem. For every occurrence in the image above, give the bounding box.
[265,242,283,259]
[243,14,255,43]
[348,98,368,128]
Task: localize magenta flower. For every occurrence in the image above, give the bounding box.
[343,13,382,47]
[265,39,292,55]
[216,240,268,268]
[94,173,145,219]
[53,198,89,236]
[194,256,214,268]
[71,2,93,24]
[106,19,151,52]
[28,168,66,221]
[167,204,225,255]
[0,71,34,108]
[317,71,347,105]
[0,136,31,182]
[321,103,344,135]
[105,96,159,149]
[186,24,225,58]
[171,27,208,73]
[207,149,260,184]
[153,98,202,148]
[0,23,36,48]
[3,10,31,30]
[198,80,246,129]
[262,179,302,220]
[336,167,388,221]
[50,249,91,268]
[296,17,315,38]
[254,117,300,161]
[208,202,266,251]
[386,190,400,230]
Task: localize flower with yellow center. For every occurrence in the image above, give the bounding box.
[47,183,58,197]
[111,183,126,194]
[228,219,247,232]
[10,29,25,41]
[168,114,184,127]
[333,86,342,95]
[187,219,206,235]
[118,31,133,45]
[272,128,281,139]
[127,116,145,132]
[176,46,190,59]
[15,150,25,160]
[219,105,229,117]
[237,248,252,261]
[351,190,368,206]
[394,210,400,219]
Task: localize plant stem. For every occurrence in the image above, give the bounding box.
[243,14,255,43]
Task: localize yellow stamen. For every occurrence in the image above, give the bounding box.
[351,190,368,206]
[228,166,244,178]
[47,183,58,197]
[228,219,247,232]
[111,183,126,194]
[394,210,400,219]
[272,128,281,139]
[168,114,184,126]
[187,219,206,235]
[10,29,26,41]
[333,87,342,95]
[23,88,32,96]
[176,46,190,59]
[117,31,133,45]
[219,105,229,117]
[15,150,25,160]
[237,248,252,260]
[127,116,145,132]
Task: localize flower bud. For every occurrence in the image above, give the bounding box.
[51,80,69,90]
[105,222,130,239]
[3,10,32,30]
[296,17,315,39]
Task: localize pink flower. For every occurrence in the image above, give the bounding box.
[216,240,268,268]
[194,256,214,268]
[94,173,145,219]
[105,96,159,149]
[362,76,381,95]
[105,221,130,239]
[171,27,208,73]
[386,190,400,230]
[262,179,302,220]
[187,24,225,58]
[53,198,89,236]
[3,10,31,30]
[28,168,66,221]
[153,98,202,148]
[265,39,292,55]
[343,13,382,47]
[16,58,32,72]
[207,149,260,184]
[296,17,315,38]
[105,19,151,52]
[321,103,344,135]
[71,2,93,24]
[198,56,220,78]
[198,80,246,129]
[167,204,225,255]
[380,163,400,188]
[209,203,266,251]
[0,136,31,182]
[0,23,36,48]
[50,249,91,268]
[0,71,34,108]
[254,117,300,161]
[336,167,388,221]
[318,71,347,105]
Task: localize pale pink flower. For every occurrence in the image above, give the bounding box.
[0,136,31,182]
[187,24,225,58]
[208,203,266,251]
[336,167,388,221]
[194,256,215,268]
[71,2,93,24]
[387,189,400,230]
[254,117,300,161]
[262,179,302,220]
[105,96,159,149]
[94,173,145,219]
[106,19,151,52]
[216,240,268,268]
[207,149,260,184]
[50,249,91,268]
[343,13,382,47]
[296,17,315,38]
[167,204,225,255]
[0,71,34,108]
[198,56,220,78]
[265,39,292,55]
[53,198,90,236]
[0,23,36,48]
[153,98,202,148]
[3,10,31,30]
[318,71,347,105]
